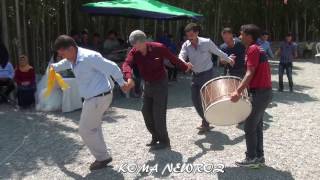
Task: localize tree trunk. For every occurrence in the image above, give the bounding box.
[1,0,9,49]
[15,0,22,55]
[295,11,299,42]
[139,19,144,30]
[154,20,157,40]
[41,7,46,71]
[22,0,28,56]
[57,0,61,35]
[303,9,307,41]
[64,0,69,34]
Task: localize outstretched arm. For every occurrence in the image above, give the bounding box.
[161,44,192,72]
[208,40,235,65]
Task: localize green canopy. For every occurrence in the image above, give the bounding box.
[82,0,203,20]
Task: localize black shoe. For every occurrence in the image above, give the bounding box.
[289,88,294,93]
[235,157,260,168]
[257,156,265,166]
[89,157,113,171]
[150,142,171,150]
[197,125,213,134]
[146,139,158,147]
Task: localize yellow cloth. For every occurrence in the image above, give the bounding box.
[44,67,70,97]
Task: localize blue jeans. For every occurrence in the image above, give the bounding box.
[278,62,293,90]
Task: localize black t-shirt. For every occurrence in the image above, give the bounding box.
[220,39,246,76]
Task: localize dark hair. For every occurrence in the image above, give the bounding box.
[222,27,233,34]
[0,43,9,68]
[70,30,78,37]
[184,23,201,33]
[286,32,293,37]
[261,31,270,36]
[93,32,100,37]
[241,24,261,42]
[54,35,77,51]
[107,30,118,37]
[81,29,89,35]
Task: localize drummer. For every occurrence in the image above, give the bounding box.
[179,23,236,134]
[230,24,272,168]
[220,27,246,78]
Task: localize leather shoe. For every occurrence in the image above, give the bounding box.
[150,143,171,150]
[146,139,158,146]
[89,157,113,171]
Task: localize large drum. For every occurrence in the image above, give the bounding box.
[200,76,252,126]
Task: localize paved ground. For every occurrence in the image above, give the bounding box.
[0,60,319,180]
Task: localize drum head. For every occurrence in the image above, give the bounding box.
[204,98,252,126]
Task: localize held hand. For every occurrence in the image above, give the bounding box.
[127,78,135,89]
[229,59,235,66]
[228,54,236,66]
[121,78,135,93]
[230,90,241,102]
[229,54,236,60]
[220,59,228,65]
[185,62,193,72]
[121,82,131,93]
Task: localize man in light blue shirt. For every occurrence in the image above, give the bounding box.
[52,35,130,171]
[257,31,274,59]
[0,43,15,103]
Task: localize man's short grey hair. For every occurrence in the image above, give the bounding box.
[129,30,146,45]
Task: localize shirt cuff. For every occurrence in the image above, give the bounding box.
[51,63,59,71]
[115,78,125,87]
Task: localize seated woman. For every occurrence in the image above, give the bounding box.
[36,52,63,111]
[14,55,36,108]
[0,43,15,103]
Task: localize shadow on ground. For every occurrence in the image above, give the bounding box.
[218,166,294,180]
[0,105,127,179]
[134,149,183,179]
[0,106,83,179]
[271,88,317,105]
[58,164,124,180]
[187,131,244,164]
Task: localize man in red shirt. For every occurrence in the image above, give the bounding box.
[122,30,192,150]
[231,24,272,168]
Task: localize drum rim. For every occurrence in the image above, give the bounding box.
[204,97,252,126]
[200,75,243,93]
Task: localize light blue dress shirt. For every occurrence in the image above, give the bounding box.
[52,47,125,99]
[257,39,274,59]
[0,62,14,79]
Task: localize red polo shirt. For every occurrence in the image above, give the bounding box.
[246,44,272,89]
[122,42,188,82]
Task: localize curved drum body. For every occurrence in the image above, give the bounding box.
[200,76,252,126]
